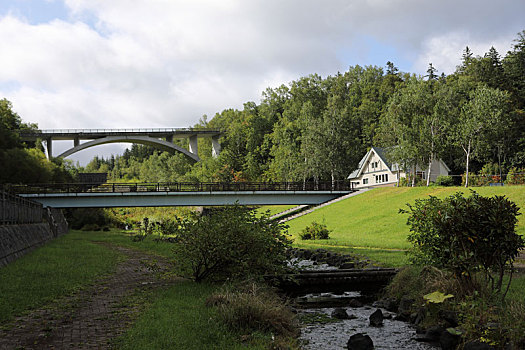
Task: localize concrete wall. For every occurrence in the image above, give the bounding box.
[0,209,69,267]
[0,223,54,267]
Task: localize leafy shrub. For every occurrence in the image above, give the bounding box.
[81,223,101,231]
[299,221,331,240]
[401,191,524,297]
[435,175,453,186]
[505,167,525,185]
[67,208,114,230]
[172,205,292,282]
[206,282,298,337]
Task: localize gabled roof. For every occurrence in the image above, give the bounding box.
[348,147,396,179]
[347,146,450,180]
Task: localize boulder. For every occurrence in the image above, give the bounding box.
[347,333,374,350]
[411,307,426,326]
[348,299,363,308]
[374,297,397,312]
[302,249,312,260]
[414,326,444,344]
[439,310,459,327]
[439,329,461,350]
[398,296,415,314]
[340,262,356,269]
[369,309,384,327]
[464,340,495,350]
[331,308,351,319]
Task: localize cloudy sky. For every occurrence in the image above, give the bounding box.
[0,0,524,164]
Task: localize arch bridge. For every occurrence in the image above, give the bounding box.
[18,128,223,161]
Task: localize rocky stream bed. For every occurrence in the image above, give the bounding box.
[289,249,438,350]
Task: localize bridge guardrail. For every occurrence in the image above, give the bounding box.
[1,190,43,225]
[18,128,223,136]
[6,181,354,195]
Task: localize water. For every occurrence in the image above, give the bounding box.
[288,257,338,271]
[298,293,436,350]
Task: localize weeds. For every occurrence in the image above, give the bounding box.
[207,282,299,345]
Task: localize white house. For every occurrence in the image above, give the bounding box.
[347,147,450,189]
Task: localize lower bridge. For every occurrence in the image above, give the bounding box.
[7,182,355,208]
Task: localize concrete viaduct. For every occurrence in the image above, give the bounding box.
[18,128,223,162]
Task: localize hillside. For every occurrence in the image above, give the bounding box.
[286,186,525,253]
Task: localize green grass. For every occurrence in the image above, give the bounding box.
[256,205,297,217]
[288,186,525,257]
[81,229,177,258]
[117,281,266,350]
[507,274,525,303]
[0,230,123,324]
[293,241,408,267]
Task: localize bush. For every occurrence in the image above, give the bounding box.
[172,205,292,282]
[206,282,298,338]
[299,221,331,240]
[505,167,525,185]
[435,175,453,186]
[401,191,524,297]
[81,223,101,231]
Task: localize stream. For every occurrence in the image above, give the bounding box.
[297,291,436,349]
[289,254,435,349]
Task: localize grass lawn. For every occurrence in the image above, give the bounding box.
[256,205,297,217]
[0,230,123,324]
[116,281,266,350]
[287,186,525,255]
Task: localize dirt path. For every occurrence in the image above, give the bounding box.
[0,244,178,350]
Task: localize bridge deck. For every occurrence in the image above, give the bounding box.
[7,182,355,208]
[19,128,222,141]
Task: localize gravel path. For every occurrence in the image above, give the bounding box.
[0,244,178,350]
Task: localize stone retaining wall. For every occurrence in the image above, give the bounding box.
[0,209,69,267]
[0,223,54,267]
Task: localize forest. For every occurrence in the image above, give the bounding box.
[1,30,525,186]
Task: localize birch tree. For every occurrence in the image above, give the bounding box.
[455,85,509,187]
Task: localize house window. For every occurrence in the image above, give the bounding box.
[375,162,379,169]
[363,178,368,185]
[385,174,389,182]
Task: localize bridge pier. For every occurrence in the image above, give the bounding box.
[212,135,221,157]
[45,138,53,159]
[189,135,198,157]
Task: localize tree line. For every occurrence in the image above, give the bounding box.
[2,31,525,186]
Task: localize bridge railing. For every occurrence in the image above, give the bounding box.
[6,181,354,194]
[0,190,43,225]
[18,128,223,135]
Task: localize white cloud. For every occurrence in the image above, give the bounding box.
[0,0,524,164]
[414,31,514,75]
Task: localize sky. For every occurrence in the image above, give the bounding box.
[0,0,524,165]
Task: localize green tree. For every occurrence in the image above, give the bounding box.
[454,85,510,187]
[402,191,524,297]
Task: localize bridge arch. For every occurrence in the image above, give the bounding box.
[57,135,200,161]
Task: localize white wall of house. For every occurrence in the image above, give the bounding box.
[349,149,450,189]
[351,152,398,189]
